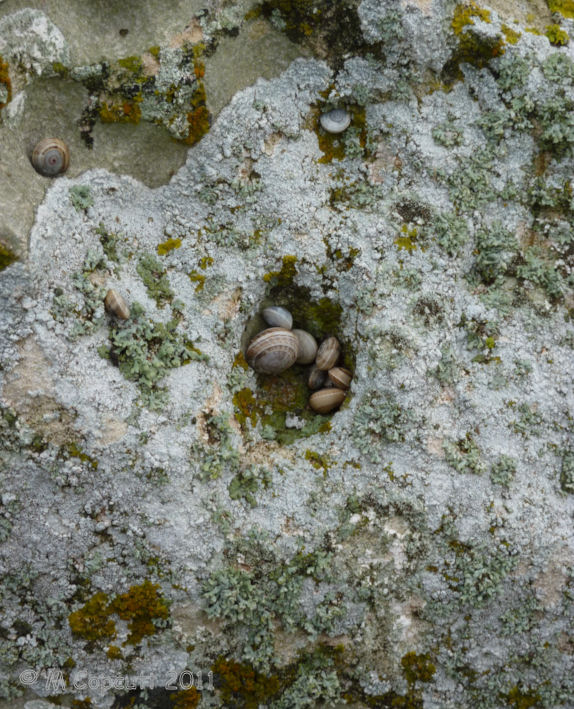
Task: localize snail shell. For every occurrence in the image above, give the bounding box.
[262,306,292,330]
[31,138,70,177]
[293,329,317,364]
[315,336,340,370]
[328,366,352,390]
[104,289,130,319]
[308,365,327,390]
[309,388,346,414]
[320,109,351,134]
[246,327,298,375]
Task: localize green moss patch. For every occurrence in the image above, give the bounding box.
[0,243,17,271]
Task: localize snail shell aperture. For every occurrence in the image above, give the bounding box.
[315,336,340,370]
[262,306,292,330]
[30,138,70,177]
[246,327,299,375]
[104,289,130,319]
[293,329,317,364]
[320,109,351,134]
[309,388,346,414]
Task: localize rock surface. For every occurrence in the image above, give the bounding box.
[0,1,573,707]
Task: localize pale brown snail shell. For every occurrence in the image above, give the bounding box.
[246,327,299,375]
[30,138,70,177]
[328,366,352,390]
[315,336,340,370]
[309,388,346,414]
[293,329,317,365]
[104,289,130,319]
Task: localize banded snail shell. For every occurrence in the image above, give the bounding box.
[246,327,298,375]
[315,336,340,371]
[309,388,346,414]
[308,365,326,390]
[31,138,70,177]
[320,109,351,134]
[104,289,130,319]
[262,306,292,330]
[328,366,352,390]
[293,329,317,365]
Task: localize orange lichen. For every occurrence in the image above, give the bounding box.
[171,688,201,709]
[0,55,12,110]
[108,579,170,645]
[68,581,169,648]
[100,99,142,124]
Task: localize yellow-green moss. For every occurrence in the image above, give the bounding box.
[108,580,169,645]
[106,645,122,660]
[548,0,574,19]
[263,255,298,286]
[394,224,419,251]
[305,449,330,473]
[444,3,504,84]
[65,442,98,470]
[99,99,142,124]
[199,256,213,269]
[401,651,436,685]
[233,387,261,427]
[148,45,161,58]
[501,24,521,44]
[188,270,206,292]
[184,66,210,145]
[157,237,182,255]
[117,55,144,73]
[502,685,541,707]
[212,657,281,708]
[0,243,17,271]
[545,23,569,44]
[68,592,116,645]
[68,581,169,648]
[452,2,491,35]
[52,61,69,77]
[170,687,201,709]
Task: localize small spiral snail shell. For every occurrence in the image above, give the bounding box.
[320,109,351,134]
[104,289,130,319]
[315,336,340,371]
[309,388,346,414]
[262,306,292,330]
[293,329,317,365]
[246,327,299,375]
[30,138,70,177]
[328,366,352,390]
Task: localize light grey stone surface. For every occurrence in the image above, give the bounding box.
[0,0,573,707]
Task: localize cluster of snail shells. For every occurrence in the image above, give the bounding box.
[246,306,352,415]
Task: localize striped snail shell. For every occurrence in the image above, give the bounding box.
[262,306,293,330]
[104,289,130,319]
[246,327,298,375]
[328,366,352,390]
[308,365,327,390]
[320,109,351,134]
[309,388,346,414]
[293,329,317,364]
[31,138,70,177]
[315,336,340,371]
